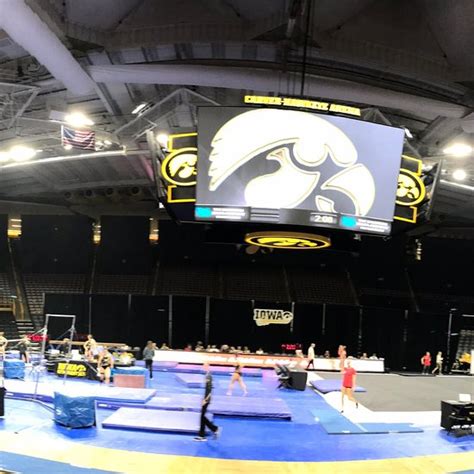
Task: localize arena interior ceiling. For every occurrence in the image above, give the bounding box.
[0,0,473,238]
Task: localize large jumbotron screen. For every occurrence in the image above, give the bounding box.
[195,107,404,235]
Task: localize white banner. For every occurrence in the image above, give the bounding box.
[253,308,293,327]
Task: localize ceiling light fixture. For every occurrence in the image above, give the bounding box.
[132,103,148,115]
[156,133,169,148]
[64,112,94,128]
[404,127,413,139]
[9,145,37,162]
[443,143,472,157]
[453,169,467,181]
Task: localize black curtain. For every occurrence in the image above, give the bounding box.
[292,303,324,355]
[361,306,405,370]
[44,293,90,338]
[90,294,129,343]
[209,299,253,348]
[171,296,206,349]
[127,295,169,349]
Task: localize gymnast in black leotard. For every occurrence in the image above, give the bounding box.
[226,364,248,396]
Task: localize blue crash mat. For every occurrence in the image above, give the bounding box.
[145,393,292,419]
[4,380,156,404]
[175,373,208,388]
[312,409,422,434]
[310,379,366,393]
[102,407,212,433]
[173,364,263,377]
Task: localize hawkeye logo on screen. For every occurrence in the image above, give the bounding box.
[208,109,377,215]
[253,309,294,327]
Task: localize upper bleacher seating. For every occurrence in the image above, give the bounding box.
[224,263,289,302]
[156,262,219,297]
[288,265,355,305]
[23,274,86,315]
[0,272,14,308]
[94,274,149,295]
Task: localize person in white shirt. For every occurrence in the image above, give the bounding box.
[432,351,443,375]
[306,343,316,370]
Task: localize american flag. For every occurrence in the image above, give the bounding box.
[61,126,95,150]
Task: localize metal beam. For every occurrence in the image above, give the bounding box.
[56,178,152,192]
[0,149,146,169]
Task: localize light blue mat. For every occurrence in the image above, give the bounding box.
[312,409,423,434]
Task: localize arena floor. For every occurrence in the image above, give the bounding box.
[0,369,473,473]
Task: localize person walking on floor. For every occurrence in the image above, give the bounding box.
[227,364,248,396]
[143,340,155,379]
[421,351,431,375]
[432,351,443,375]
[341,359,359,413]
[195,363,221,442]
[306,343,316,370]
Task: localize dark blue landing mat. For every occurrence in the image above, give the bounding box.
[175,373,207,388]
[0,451,117,474]
[101,407,212,434]
[145,393,292,419]
[310,379,366,393]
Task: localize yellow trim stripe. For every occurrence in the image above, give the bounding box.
[0,431,473,474]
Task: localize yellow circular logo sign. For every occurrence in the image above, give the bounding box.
[161,148,197,186]
[396,169,425,206]
[245,231,331,249]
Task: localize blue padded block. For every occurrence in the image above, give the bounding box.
[92,387,156,404]
[310,379,366,394]
[54,392,95,428]
[113,367,148,376]
[145,393,292,419]
[145,393,202,411]
[3,360,25,379]
[175,373,206,388]
[102,407,212,434]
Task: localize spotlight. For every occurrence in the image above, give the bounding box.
[443,143,472,157]
[9,145,36,161]
[453,169,467,181]
[415,239,422,261]
[404,127,413,139]
[65,112,94,128]
[156,133,169,148]
[131,103,148,115]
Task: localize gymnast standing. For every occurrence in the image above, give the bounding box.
[226,364,248,396]
[84,334,97,360]
[338,344,347,371]
[17,336,30,363]
[0,331,7,359]
[97,347,114,385]
[341,360,359,413]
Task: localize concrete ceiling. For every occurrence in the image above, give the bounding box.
[0,0,471,224]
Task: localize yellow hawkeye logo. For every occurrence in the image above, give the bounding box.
[245,231,331,250]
